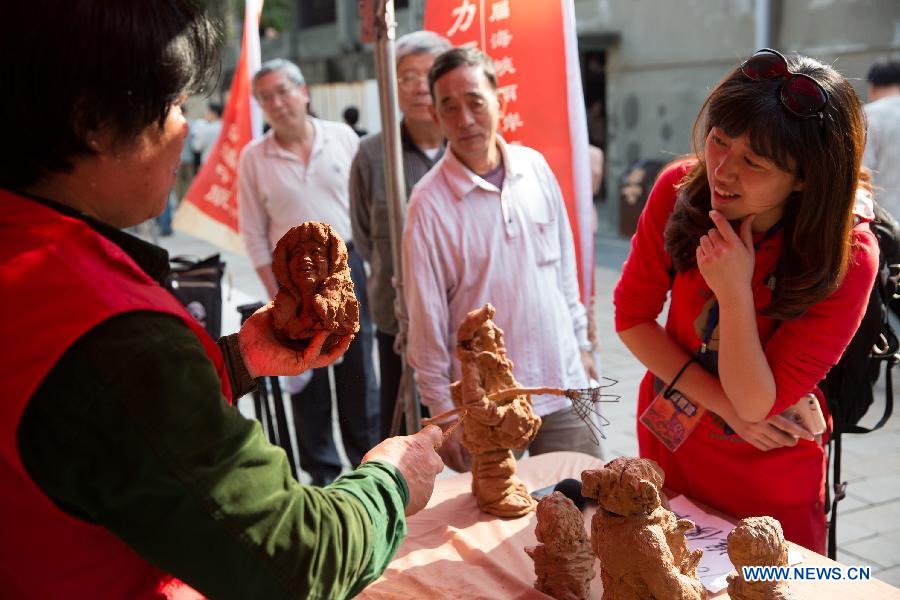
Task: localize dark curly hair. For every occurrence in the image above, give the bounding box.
[663,51,868,320]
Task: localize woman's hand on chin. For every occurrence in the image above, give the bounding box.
[696,211,756,302]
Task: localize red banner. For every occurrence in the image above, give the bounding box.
[424,0,593,303]
[174,0,264,253]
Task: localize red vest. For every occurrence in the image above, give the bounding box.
[0,190,232,598]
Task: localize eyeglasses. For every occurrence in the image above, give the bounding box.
[740,48,828,121]
[398,73,429,91]
[256,84,300,106]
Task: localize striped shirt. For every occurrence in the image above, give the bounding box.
[402,139,590,418]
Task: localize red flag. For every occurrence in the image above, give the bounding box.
[174,0,264,253]
[424,0,594,304]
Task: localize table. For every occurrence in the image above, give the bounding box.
[358,451,900,599]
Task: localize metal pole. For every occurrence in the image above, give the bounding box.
[755,0,772,51]
[367,0,422,434]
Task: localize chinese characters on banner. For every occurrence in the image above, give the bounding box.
[173,0,264,253]
[424,0,594,303]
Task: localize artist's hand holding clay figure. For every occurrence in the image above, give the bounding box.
[726,517,797,600]
[525,491,595,600]
[449,303,541,517]
[239,301,352,378]
[270,222,359,352]
[581,457,706,600]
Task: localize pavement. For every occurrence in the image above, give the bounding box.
[154,203,900,586]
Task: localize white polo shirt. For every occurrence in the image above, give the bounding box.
[237,118,359,268]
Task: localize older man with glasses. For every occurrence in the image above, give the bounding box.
[350,30,452,441]
[238,59,379,486]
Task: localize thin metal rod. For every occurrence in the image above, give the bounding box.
[371,0,421,434]
[433,411,467,448]
[421,405,466,425]
[486,387,568,402]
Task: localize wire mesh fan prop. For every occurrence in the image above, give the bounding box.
[483,377,621,445]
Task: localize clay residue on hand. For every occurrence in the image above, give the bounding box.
[525,491,595,600]
[270,222,359,346]
[450,303,541,517]
[726,516,797,600]
[581,456,706,599]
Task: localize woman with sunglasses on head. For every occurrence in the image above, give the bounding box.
[614,49,877,553]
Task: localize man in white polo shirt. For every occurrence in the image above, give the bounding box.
[238,59,378,486]
[402,47,601,473]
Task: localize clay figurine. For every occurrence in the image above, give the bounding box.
[450,303,541,517]
[270,222,359,347]
[525,491,595,600]
[726,517,797,600]
[581,456,706,599]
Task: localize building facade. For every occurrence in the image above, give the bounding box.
[245,0,900,232]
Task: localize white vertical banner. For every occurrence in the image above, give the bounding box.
[562,0,594,302]
[246,0,264,141]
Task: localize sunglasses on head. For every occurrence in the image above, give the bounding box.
[740,48,828,121]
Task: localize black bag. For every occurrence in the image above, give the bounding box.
[820,201,900,558]
[821,202,900,433]
[166,254,225,339]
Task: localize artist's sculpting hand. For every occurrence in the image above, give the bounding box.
[362,425,445,516]
[436,423,472,473]
[238,302,353,377]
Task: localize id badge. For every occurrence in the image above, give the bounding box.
[639,388,707,452]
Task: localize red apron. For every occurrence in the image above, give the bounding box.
[0,190,231,598]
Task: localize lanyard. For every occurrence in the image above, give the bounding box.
[698,219,783,356]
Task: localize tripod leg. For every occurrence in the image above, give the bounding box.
[269,376,299,480]
[389,384,406,438]
[253,382,270,440]
[260,378,277,445]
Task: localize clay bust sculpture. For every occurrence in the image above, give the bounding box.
[525,491,595,600]
[270,222,360,347]
[726,517,797,600]
[581,457,706,600]
[450,303,541,517]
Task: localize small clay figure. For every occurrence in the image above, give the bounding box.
[525,491,595,600]
[450,303,541,517]
[726,517,797,600]
[581,457,706,599]
[270,222,359,346]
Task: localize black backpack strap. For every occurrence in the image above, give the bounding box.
[825,202,900,558]
[848,361,894,434]
[827,300,898,559]
[845,321,899,434]
[827,433,847,560]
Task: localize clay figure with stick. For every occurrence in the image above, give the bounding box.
[449,303,541,517]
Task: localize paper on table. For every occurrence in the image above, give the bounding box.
[668,495,804,593]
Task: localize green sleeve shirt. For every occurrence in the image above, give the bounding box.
[13,198,408,599]
[19,312,408,599]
